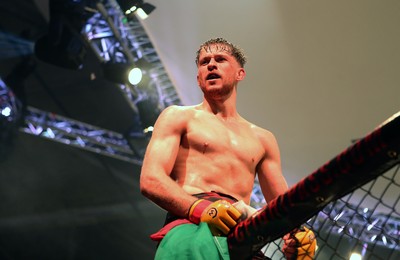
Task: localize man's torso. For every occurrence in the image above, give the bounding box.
[170,107,266,203]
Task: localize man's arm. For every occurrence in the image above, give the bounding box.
[256,130,288,202]
[140,106,197,218]
[256,130,317,259]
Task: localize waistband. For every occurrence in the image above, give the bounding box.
[163,191,238,226]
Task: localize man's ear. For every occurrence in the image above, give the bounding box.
[237,68,246,81]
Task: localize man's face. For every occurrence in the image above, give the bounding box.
[196,44,245,97]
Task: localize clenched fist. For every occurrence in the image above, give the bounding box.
[188,199,242,236]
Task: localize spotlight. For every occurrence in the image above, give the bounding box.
[0,79,23,161]
[117,0,156,20]
[349,253,362,260]
[128,67,142,85]
[102,62,142,85]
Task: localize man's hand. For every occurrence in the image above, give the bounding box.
[282,226,317,260]
[188,199,242,236]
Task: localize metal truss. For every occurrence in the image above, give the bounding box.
[0,77,23,160]
[1,77,140,164]
[20,106,142,165]
[2,0,183,165]
[0,78,22,124]
[83,0,182,114]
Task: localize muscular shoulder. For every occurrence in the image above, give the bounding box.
[158,105,196,120]
[247,122,279,152]
[154,105,196,131]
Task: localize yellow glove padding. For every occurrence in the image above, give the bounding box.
[293,226,317,260]
[200,200,242,236]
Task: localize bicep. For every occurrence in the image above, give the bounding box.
[256,132,288,202]
[141,107,184,179]
[139,107,198,216]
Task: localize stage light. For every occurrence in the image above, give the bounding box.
[1,107,12,117]
[135,3,156,20]
[0,79,23,161]
[349,252,362,260]
[128,67,142,85]
[102,62,143,85]
[143,126,153,134]
[117,0,156,20]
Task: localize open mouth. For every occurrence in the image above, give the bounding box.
[206,73,221,80]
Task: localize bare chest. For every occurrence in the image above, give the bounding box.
[182,116,264,165]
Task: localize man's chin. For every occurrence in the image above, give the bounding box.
[203,86,231,98]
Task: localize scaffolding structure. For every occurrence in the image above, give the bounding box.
[84,0,181,113]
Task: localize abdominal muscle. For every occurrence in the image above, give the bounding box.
[171,148,256,204]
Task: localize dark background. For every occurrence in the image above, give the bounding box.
[0,1,164,259]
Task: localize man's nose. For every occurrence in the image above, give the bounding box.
[207,59,217,70]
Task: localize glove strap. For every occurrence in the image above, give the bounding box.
[188,199,211,224]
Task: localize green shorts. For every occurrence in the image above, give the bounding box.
[154,222,230,260]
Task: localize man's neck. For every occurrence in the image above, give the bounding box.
[200,98,238,119]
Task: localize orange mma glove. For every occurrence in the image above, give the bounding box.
[286,226,317,260]
[188,199,242,236]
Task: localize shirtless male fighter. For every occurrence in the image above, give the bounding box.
[140,38,316,259]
